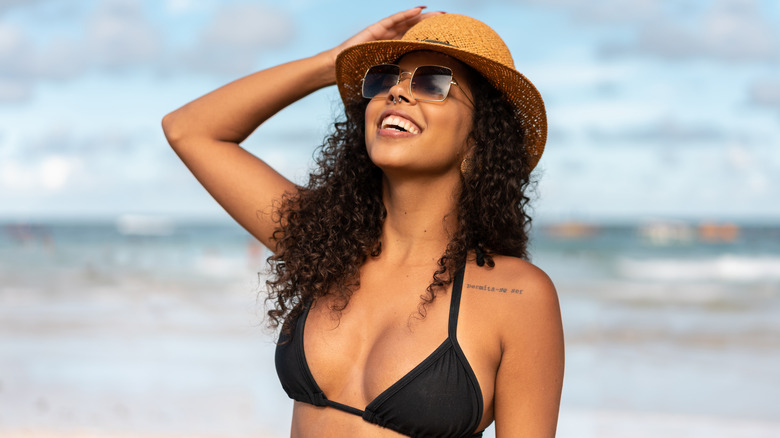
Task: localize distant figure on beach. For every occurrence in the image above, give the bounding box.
[163,8,563,437]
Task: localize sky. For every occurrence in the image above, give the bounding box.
[1,0,779,223]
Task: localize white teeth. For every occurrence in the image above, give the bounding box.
[381,115,420,134]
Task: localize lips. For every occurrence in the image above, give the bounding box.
[378,111,421,136]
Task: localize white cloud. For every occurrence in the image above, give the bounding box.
[725,140,776,197]
[0,77,31,101]
[180,4,295,76]
[0,0,79,21]
[589,119,727,146]
[33,36,88,79]
[0,22,24,53]
[165,0,197,15]
[0,23,34,77]
[702,0,779,59]
[0,1,298,101]
[201,4,293,48]
[727,141,754,171]
[746,171,769,194]
[0,0,47,15]
[512,0,668,25]
[597,0,780,62]
[516,0,780,62]
[0,0,159,101]
[528,0,666,24]
[86,0,162,70]
[531,61,633,88]
[39,156,75,190]
[749,77,780,107]
[636,1,779,61]
[0,155,81,192]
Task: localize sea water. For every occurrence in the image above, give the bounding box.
[1,219,778,437]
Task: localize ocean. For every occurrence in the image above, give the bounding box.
[1,218,779,437]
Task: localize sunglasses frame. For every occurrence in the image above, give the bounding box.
[360,64,474,105]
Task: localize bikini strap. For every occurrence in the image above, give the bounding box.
[448,266,466,338]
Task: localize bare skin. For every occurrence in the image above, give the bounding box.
[163,7,564,437]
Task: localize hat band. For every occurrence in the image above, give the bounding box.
[420,39,458,48]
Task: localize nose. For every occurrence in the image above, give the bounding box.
[387,71,414,104]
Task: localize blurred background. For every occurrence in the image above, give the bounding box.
[1,0,779,437]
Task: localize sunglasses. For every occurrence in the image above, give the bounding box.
[361,64,473,105]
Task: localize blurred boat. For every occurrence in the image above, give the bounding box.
[638,220,694,246]
[543,222,599,239]
[698,222,740,243]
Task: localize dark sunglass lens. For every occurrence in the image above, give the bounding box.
[411,66,453,101]
[362,65,400,99]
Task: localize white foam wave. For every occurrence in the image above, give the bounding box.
[116,215,175,236]
[618,255,780,282]
[557,408,780,438]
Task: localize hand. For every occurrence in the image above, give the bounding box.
[326,7,445,64]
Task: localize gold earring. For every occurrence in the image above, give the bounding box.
[460,157,474,176]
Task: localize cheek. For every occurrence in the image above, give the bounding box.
[461,112,474,140]
[442,108,474,147]
[364,100,383,133]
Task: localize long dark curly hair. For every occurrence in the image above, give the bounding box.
[266,71,536,333]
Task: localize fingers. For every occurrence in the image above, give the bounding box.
[377,7,444,40]
[381,7,440,29]
[372,8,422,36]
[399,10,444,30]
[329,8,444,61]
[419,11,446,20]
[386,6,427,25]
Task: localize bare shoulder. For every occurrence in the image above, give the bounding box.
[464,254,557,306]
[463,254,561,343]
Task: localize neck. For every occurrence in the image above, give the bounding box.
[377,171,462,267]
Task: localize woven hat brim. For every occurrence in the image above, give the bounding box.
[335,40,547,170]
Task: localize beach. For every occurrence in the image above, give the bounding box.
[1,220,779,437]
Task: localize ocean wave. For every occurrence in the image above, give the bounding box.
[618,255,780,282]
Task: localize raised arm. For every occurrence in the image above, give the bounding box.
[161,7,441,250]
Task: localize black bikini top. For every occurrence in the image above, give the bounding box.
[274,267,484,438]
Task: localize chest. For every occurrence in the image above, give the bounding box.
[303,270,453,405]
[276,263,505,434]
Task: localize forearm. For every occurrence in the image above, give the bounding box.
[162,49,338,146]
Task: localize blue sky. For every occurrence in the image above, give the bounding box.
[1,0,779,223]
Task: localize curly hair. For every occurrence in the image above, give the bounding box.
[265,72,536,333]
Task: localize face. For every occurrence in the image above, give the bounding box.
[364,51,475,177]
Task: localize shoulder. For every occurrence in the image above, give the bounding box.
[463,254,561,345]
[464,254,557,307]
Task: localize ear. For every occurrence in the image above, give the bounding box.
[460,136,478,177]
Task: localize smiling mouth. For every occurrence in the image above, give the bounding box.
[380,115,420,134]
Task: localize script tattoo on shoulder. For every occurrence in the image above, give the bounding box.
[465,283,523,294]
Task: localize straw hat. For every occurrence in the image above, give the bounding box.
[335,13,547,170]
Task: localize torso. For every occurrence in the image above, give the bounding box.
[284,254,536,437]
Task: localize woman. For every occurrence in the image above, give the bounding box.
[162,7,564,438]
